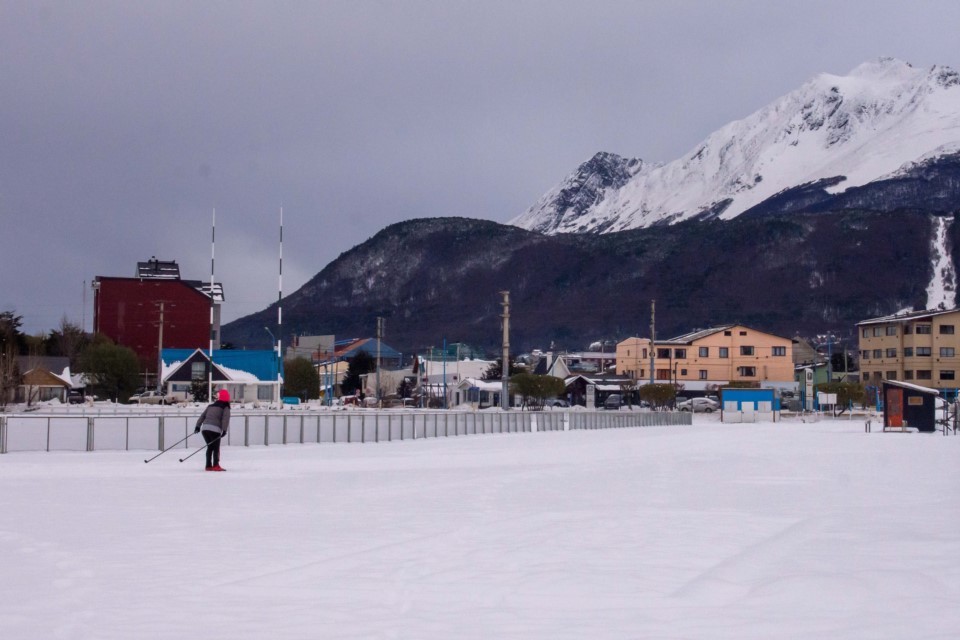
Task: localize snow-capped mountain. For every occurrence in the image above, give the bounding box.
[512,58,960,234]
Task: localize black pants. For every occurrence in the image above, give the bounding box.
[202,430,222,467]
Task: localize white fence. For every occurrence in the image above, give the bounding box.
[0,410,692,454]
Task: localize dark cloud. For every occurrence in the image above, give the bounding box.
[3,0,959,333]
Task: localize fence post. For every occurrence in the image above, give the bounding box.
[264,416,270,446]
[87,416,95,452]
[244,415,250,447]
[158,416,165,451]
[0,415,7,454]
[283,415,288,445]
[300,416,305,444]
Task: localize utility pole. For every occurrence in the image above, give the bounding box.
[500,291,510,410]
[649,299,656,385]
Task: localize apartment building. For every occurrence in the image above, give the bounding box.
[616,325,794,389]
[857,308,960,389]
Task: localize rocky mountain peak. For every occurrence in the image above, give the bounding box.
[512,59,960,234]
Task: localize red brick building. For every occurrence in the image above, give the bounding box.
[93,258,223,382]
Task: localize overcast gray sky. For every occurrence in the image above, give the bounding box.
[3,0,959,334]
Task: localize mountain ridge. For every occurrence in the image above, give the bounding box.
[223,211,947,353]
[512,58,960,234]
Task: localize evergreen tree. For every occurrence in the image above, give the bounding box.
[481,357,520,381]
[284,357,320,400]
[79,338,141,402]
[341,351,376,396]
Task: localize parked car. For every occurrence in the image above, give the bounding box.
[544,398,570,408]
[603,394,622,410]
[128,390,175,405]
[677,397,719,413]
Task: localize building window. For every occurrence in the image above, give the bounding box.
[642,349,648,359]
[941,347,956,357]
[680,368,688,376]
[657,348,671,359]
[699,370,708,380]
[904,325,912,335]
[886,371,897,380]
[886,348,897,358]
[904,370,914,380]
[740,346,755,356]
[257,385,273,400]
[739,331,747,336]
[942,370,956,380]
[873,349,882,358]
[873,327,882,337]
[719,347,729,358]
[916,324,932,334]
[904,347,913,357]
[724,330,732,336]
[191,362,206,380]
[737,366,757,377]
[862,350,870,359]
[655,369,671,380]
[862,328,869,338]
[699,347,709,357]
[674,349,686,359]
[873,372,883,381]
[917,347,932,356]
[916,370,932,380]
[886,326,898,336]
[772,346,786,356]
[941,325,955,335]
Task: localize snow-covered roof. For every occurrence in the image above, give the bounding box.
[456,378,503,392]
[857,307,959,326]
[882,379,940,395]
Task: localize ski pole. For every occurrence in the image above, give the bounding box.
[144,432,194,464]
[179,432,225,463]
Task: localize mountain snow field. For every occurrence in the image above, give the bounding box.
[513,57,960,234]
[2,414,958,639]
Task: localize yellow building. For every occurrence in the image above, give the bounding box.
[858,308,960,389]
[616,325,794,388]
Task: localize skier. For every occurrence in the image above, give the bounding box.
[194,389,231,471]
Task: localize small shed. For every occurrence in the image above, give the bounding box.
[882,380,938,433]
[720,387,779,423]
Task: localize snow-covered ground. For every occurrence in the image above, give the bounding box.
[2,413,958,639]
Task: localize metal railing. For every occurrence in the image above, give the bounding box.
[0,409,692,454]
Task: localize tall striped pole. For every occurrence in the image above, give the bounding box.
[277,206,283,404]
[208,208,215,402]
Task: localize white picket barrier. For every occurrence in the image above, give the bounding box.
[0,408,692,454]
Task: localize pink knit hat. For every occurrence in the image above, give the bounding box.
[217,389,230,402]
